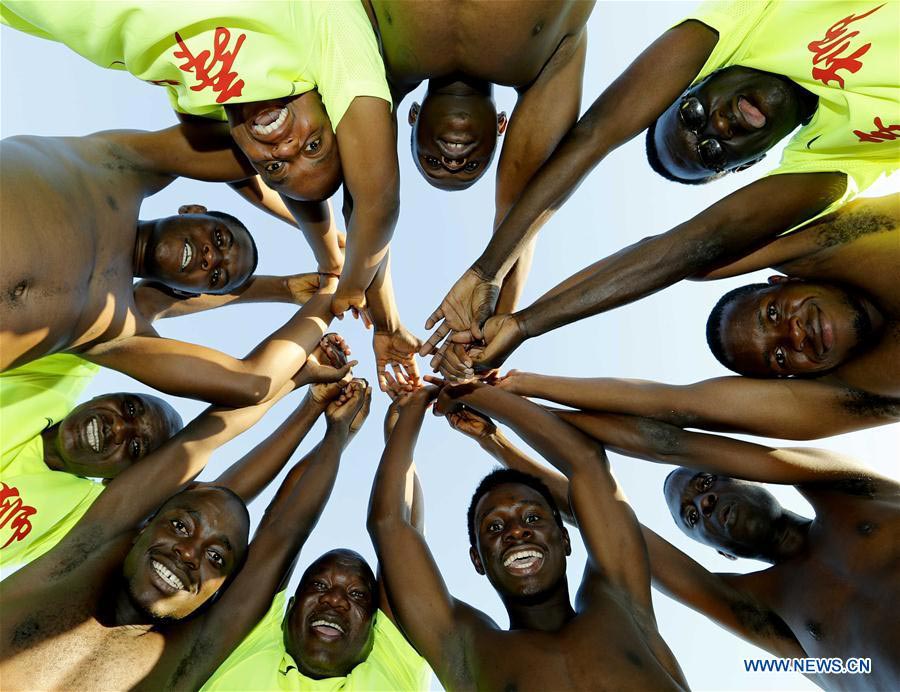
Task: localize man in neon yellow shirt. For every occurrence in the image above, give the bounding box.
[1,0,402,324]
[423,1,899,375]
[202,400,430,692]
[0,354,182,574]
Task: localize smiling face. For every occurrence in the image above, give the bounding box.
[652,66,810,181]
[144,213,255,294]
[226,93,342,201]
[470,483,570,599]
[664,469,783,560]
[122,486,249,622]
[53,393,181,478]
[714,280,874,377]
[409,92,504,190]
[284,550,377,679]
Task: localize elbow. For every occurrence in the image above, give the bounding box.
[635,418,684,460]
[212,371,274,408]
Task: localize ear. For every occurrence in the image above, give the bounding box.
[767,274,789,285]
[287,595,296,611]
[169,288,195,299]
[562,526,572,557]
[469,546,485,575]
[408,102,421,126]
[178,204,207,215]
[717,550,738,561]
[497,111,508,136]
[730,154,765,173]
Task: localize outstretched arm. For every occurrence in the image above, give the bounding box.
[435,383,653,614]
[496,371,898,440]
[368,387,462,671]
[85,290,338,407]
[331,97,400,316]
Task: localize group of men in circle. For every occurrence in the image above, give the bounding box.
[0,1,897,690]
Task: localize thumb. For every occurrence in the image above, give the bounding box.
[324,360,357,382]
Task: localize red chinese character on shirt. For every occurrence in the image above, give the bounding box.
[807,4,884,89]
[173,27,246,104]
[854,116,900,143]
[0,483,36,549]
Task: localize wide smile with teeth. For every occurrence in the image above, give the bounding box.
[85,417,101,453]
[251,107,288,136]
[439,140,470,153]
[503,549,543,571]
[152,560,185,591]
[180,241,193,271]
[311,618,346,635]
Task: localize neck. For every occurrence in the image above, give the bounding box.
[106,579,156,629]
[791,80,818,125]
[764,511,811,563]
[40,425,65,471]
[133,220,154,277]
[502,578,575,632]
[859,295,887,336]
[426,76,492,99]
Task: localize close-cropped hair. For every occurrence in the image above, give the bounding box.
[706,282,770,373]
[467,468,564,548]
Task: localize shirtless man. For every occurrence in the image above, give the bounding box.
[422,1,898,369]
[1,127,352,406]
[2,0,398,319]
[366,0,592,315]
[446,405,899,690]
[0,367,369,690]
[369,383,687,691]
[487,194,899,439]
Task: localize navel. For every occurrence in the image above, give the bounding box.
[856,520,877,536]
[105,195,119,211]
[532,22,544,36]
[6,279,29,304]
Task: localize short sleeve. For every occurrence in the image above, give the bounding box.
[684,0,772,82]
[312,2,392,129]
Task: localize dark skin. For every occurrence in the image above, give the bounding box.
[369,383,687,691]
[455,404,899,690]
[0,127,356,407]
[422,17,849,373]
[489,194,900,440]
[0,373,370,691]
[365,0,592,319]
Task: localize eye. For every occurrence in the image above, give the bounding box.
[264,161,285,175]
[424,155,440,169]
[171,519,189,536]
[129,438,143,459]
[487,520,503,534]
[464,161,479,172]
[350,589,366,601]
[207,549,224,568]
[524,513,540,524]
[304,138,321,154]
[684,507,699,527]
[774,347,787,367]
[767,304,779,321]
[698,475,715,491]
[312,579,327,592]
[214,229,224,248]
[126,401,136,417]
[209,268,222,287]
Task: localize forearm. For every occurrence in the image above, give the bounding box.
[365,253,400,332]
[369,406,427,527]
[280,198,344,275]
[215,395,325,503]
[342,200,398,295]
[136,276,298,322]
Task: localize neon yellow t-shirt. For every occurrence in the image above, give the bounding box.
[687,1,899,222]
[0,0,391,127]
[0,354,102,573]
[202,591,431,691]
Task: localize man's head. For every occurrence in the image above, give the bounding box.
[140,205,258,294]
[48,393,182,478]
[283,549,378,679]
[706,276,877,377]
[664,468,786,561]
[226,93,343,201]
[408,81,507,191]
[467,469,570,599]
[647,66,814,184]
[122,485,250,622]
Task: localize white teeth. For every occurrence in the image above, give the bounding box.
[311,619,345,634]
[152,560,185,590]
[444,142,466,152]
[86,418,100,453]
[180,241,193,270]
[503,550,542,567]
[251,107,288,136]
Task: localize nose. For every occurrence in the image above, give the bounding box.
[272,137,299,159]
[109,412,130,445]
[200,242,222,271]
[698,492,718,517]
[503,521,534,543]
[441,155,467,171]
[787,315,806,351]
[173,541,199,570]
[320,587,350,611]
[708,107,734,139]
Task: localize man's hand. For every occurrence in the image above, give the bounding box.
[432,381,486,418]
[431,342,475,384]
[446,407,497,442]
[383,398,402,443]
[490,369,534,395]
[285,273,326,305]
[469,314,527,372]
[295,334,356,388]
[325,378,370,438]
[420,269,501,356]
[332,282,368,318]
[374,326,422,397]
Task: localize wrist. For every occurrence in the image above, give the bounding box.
[510,309,535,340]
[470,260,500,284]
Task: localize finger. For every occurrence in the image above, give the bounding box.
[401,358,422,385]
[391,362,408,387]
[430,339,451,372]
[423,375,447,387]
[378,369,397,394]
[424,306,444,331]
[471,319,484,341]
[361,309,373,330]
[420,320,452,356]
[444,344,474,381]
[449,330,475,344]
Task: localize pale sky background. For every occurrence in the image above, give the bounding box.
[2,2,897,691]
